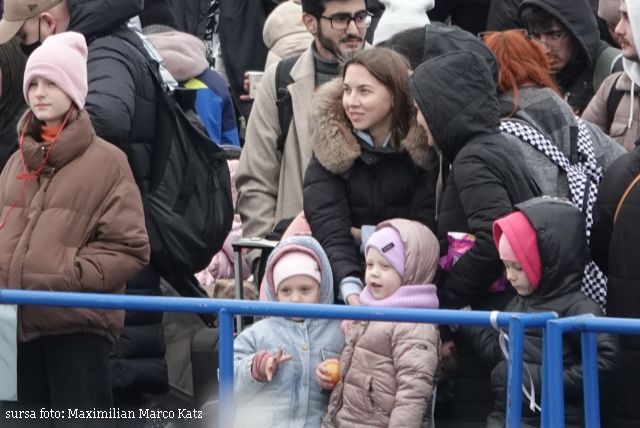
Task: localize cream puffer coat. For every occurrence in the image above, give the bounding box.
[323,218,441,428]
[323,321,439,428]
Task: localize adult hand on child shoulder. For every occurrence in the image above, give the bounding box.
[316,358,341,390]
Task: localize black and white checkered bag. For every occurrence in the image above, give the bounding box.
[500,118,607,310]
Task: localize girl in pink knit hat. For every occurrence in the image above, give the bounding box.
[0,31,148,422]
[322,218,440,428]
[233,235,344,427]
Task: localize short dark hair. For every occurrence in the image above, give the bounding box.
[377,27,425,70]
[301,0,368,17]
[519,4,563,33]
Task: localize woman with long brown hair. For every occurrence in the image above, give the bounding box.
[303,47,437,305]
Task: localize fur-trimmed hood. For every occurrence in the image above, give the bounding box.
[309,78,433,174]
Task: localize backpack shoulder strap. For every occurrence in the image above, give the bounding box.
[500,119,572,170]
[606,74,625,132]
[275,55,299,153]
[614,173,640,223]
[593,44,623,91]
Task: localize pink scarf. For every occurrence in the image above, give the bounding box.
[359,284,439,309]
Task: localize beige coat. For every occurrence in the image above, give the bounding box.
[0,111,149,343]
[323,321,440,428]
[583,71,640,151]
[236,45,316,266]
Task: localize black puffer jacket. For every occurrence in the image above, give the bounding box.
[519,0,614,114]
[67,0,167,394]
[410,51,541,311]
[468,198,619,428]
[303,79,437,296]
[591,144,640,426]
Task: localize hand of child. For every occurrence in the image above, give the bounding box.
[340,319,352,334]
[264,349,293,382]
[346,294,360,306]
[440,340,458,374]
[252,348,293,382]
[316,358,341,390]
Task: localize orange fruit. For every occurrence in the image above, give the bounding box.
[325,360,341,386]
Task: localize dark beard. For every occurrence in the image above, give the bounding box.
[317,25,363,62]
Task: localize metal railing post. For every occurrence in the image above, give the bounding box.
[541,328,551,428]
[506,316,525,428]
[218,309,235,428]
[582,331,600,428]
[545,320,565,428]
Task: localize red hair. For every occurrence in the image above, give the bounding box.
[483,30,560,113]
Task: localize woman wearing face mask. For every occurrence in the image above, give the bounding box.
[303,47,438,306]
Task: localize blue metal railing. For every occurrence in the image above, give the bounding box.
[0,289,556,427]
[544,314,640,428]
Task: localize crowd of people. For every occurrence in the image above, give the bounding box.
[0,0,638,427]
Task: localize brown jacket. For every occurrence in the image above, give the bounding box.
[323,321,440,428]
[0,110,149,343]
[583,71,640,151]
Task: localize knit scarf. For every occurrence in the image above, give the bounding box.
[359,284,439,309]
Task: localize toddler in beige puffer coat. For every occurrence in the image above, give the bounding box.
[321,219,440,428]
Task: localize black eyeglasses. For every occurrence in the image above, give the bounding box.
[318,11,373,30]
[529,29,569,45]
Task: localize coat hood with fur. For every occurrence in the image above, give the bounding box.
[310,78,432,174]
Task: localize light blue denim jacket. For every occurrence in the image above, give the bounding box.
[234,236,345,427]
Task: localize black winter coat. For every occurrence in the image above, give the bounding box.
[411,51,541,311]
[67,0,167,394]
[591,144,640,426]
[467,198,619,428]
[303,79,437,297]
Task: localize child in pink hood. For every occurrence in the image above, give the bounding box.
[466,197,618,428]
[322,218,440,428]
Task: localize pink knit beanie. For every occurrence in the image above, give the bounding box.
[498,234,518,262]
[272,251,321,291]
[493,212,542,290]
[366,226,405,278]
[23,32,88,110]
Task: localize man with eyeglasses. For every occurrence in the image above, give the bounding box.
[237,0,368,279]
[583,0,639,152]
[519,0,621,114]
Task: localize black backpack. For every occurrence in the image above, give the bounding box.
[274,55,299,153]
[138,51,234,277]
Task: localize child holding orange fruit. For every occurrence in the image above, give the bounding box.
[323,219,441,428]
[233,235,344,427]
